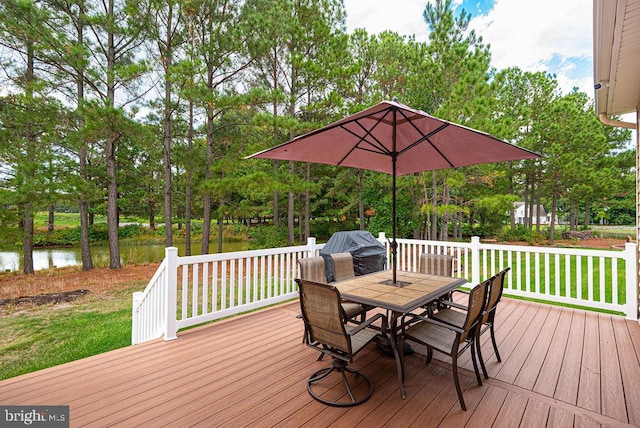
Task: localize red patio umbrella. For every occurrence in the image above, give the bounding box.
[248,100,541,284]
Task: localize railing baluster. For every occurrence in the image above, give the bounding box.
[221,262,227,310]
[612,258,619,305]
[181,265,188,321]
[212,260,218,313]
[192,263,199,317]
[599,257,606,303]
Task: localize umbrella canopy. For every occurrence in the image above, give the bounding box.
[248,100,541,284]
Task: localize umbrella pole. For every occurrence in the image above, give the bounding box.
[392,108,398,285]
[392,163,397,284]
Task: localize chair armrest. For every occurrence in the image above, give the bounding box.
[421,316,465,334]
[401,312,465,334]
[348,313,387,335]
[437,300,468,310]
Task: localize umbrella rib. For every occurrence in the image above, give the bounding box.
[394,121,456,168]
[335,111,394,165]
[393,109,456,166]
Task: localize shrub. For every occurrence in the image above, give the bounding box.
[247,225,289,249]
[498,225,548,245]
[32,223,146,247]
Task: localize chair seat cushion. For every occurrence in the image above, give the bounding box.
[432,308,466,328]
[346,325,379,354]
[404,320,457,354]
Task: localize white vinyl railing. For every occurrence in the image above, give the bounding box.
[389,235,637,320]
[132,238,325,344]
[132,234,638,344]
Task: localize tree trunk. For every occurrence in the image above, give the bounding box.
[550,190,557,243]
[185,102,194,256]
[201,105,214,255]
[21,40,36,274]
[217,215,223,253]
[509,172,516,229]
[583,200,590,227]
[272,160,279,228]
[148,200,155,230]
[161,4,174,247]
[79,197,93,270]
[441,184,449,240]
[527,180,535,230]
[288,161,295,246]
[22,205,34,274]
[431,171,438,240]
[535,193,541,233]
[46,204,54,234]
[106,142,121,268]
[523,178,529,229]
[106,0,121,269]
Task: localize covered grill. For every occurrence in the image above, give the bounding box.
[320,230,387,282]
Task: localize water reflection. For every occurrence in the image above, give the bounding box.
[0,241,249,273]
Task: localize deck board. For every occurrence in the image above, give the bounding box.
[533,307,573,396]
[578,311,602,414]
[614,320,640,426]
[1,298,639,427]
[554,310,585,404]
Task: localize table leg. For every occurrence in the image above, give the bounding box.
[390,311,406,399]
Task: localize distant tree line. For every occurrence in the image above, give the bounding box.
[0,0,633,273]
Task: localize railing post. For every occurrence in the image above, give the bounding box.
[164,247,178,341]
[471,236,481,285]
[132,291,143,345]
[624,242,638,321]
[378,232,388,269]
[306,237,317,257]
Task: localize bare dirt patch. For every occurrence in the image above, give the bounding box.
[544,237,627,249]
[0,289,90,308]
[0,263,161,303]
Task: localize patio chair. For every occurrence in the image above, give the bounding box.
[432,268,510,378]
[297,256,366,321]
[330,252,356,281]
[329,252,373,322]
[419,253,455,277]
[419,253,455,311]
[296,278,387,407]
[398,279,490,411]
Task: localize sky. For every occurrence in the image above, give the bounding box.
[342,0,594,98]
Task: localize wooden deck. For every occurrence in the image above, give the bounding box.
[1,297,640,427]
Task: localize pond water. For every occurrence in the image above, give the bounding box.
[0,241,249,273]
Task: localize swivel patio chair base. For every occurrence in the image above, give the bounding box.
[307,358,374,407]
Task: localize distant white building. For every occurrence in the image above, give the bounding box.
[513,202,557,225]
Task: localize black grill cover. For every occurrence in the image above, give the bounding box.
[320,230,387,282]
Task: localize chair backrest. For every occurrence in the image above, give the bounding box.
[460,279,490,342]
[483,268,510,323]
[296,278,351,356]
[298,257,328,283]
[419,253,454,277]
[330,253,356,282]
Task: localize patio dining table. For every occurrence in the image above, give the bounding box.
[332,269,467,399]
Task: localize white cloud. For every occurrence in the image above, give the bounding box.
[468,0,593,94]
[344,0,430,41]
[343,0,594,96]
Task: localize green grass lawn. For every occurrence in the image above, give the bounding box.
[0,284,138,381]
[33,212,107,228]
